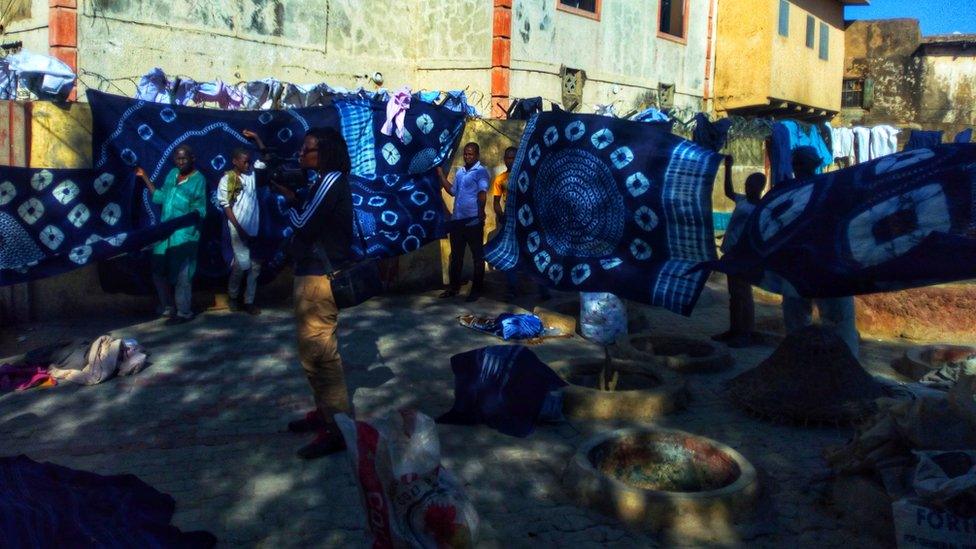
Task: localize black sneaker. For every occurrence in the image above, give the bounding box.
[297,427,346,459]
[243,304,262,316]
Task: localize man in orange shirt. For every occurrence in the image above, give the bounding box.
[492,146,551,301]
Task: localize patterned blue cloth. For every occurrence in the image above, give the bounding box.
[702,144,976,298]
[0,165,196,286]
[485,111,722,316]
[437,345,567,438]
[89,90,465,290]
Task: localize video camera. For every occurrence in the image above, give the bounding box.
[258,149,307,191]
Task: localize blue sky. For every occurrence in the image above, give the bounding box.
[845,1,975,35]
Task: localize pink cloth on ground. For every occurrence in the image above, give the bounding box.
[0,363,55,392]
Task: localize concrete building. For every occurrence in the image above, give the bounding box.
[1,0,716,117]
[842,19,976,138]
[713,0,867,120]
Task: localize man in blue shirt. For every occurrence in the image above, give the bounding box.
[437,142,489,302]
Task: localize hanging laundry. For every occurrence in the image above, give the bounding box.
[692,113,733,152]
[380,86,411,141]
[172,77,199,105]
[486,111,722,316]
[192,80,245,110]
[701,144,976,298]
[830,126,855,164]
[5,51,75,99]
[906,130,944,151]
[238,78,283,110]
[507,97,544,120]
[869,125,901,159]
[852,126,872,164]
[442,90,478,117]
[280,82,333,108]
[594,104,618,117]
[417,90,441,104]
[0,163,198,286]
[136,68,173,103]
[437,345,567,437]
[769,120,833,186]
[0,58,16,100]
[955,129,973,144]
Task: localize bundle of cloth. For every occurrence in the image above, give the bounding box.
[1,336,148,391]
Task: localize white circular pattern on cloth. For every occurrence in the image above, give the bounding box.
[120,149,138,167]
[69,245,92,265]
[53,180,80,206]
[31,170,53,191]
[565,121,586,141]
[18,198,44,225]
[137,124,154,141]
[68,204,90,228]
[630,238,652,260]
[625,172,651,197]
[382,143,401,165]
[591,128,614,150]
[160,108,177,123]
[634,205,659,232]
[40,225,64,250]
[101,203,122,226]
[543,126,559,146]
[93,173,115,195]
[416,114,434,134]
[0,181,15,205]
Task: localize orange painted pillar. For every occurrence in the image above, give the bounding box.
[48,0,78,101]
[491,0,512,118]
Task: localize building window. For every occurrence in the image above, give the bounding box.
[659,0,686,40]
[842,79,864,108]
[778,0,790,37]
[819,22,829,60]
[557,0,601,20]
[806,16,815,48]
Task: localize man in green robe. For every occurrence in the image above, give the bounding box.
[135,145,207,324]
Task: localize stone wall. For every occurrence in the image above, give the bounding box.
[842,19,976,138]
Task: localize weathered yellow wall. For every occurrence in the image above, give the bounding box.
[713,0,773,111]
[29,102,92,168]
[715,0,845,113]
[511,0,711,113]
[768,0,845,111]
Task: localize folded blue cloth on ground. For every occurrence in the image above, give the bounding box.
[495,313,544,340]
[437,345,567,437]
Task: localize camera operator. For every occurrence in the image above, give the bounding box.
[270,127,355,460]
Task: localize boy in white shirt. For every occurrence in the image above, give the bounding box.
[217,146,262,315]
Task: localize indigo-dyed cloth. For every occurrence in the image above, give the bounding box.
[692,113,733,152]
[702,144,976,298]
[770,120,833,186]
[89,89,338,284]
[335,94,463,256]
[0,165,197,286]
[0,455,216,548]
[955,128,973,144]
[485,111,722,316]
[906,130,944,151]
[437,345,567,437]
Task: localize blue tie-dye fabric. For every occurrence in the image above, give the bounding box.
[0,166,196,286]
[89,90,466,289]
[701,145,976,298]
[437,345,566,438]
[485,111,721,316]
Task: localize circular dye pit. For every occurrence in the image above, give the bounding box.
[550,358,686,420]
[565,428,758,533]
[892,344,976,380]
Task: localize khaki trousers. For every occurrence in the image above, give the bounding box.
[294,275,351,423]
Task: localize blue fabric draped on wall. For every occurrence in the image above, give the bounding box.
[485,111,721,316]
[701,144,976,298]
[0,165,196,286]
[88,90,465,292]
